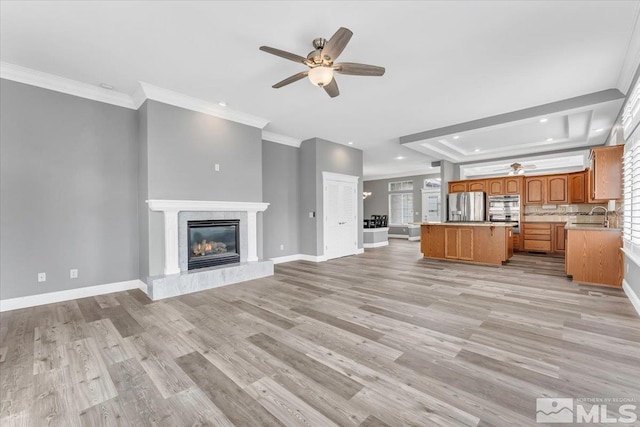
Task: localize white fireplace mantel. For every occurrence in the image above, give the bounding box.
[147,199,269,276]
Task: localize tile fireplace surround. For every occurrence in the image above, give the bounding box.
[145,200,273,300]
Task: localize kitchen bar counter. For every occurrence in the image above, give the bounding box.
[421,223,514,266]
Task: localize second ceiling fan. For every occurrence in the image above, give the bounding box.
[260,27,385,98]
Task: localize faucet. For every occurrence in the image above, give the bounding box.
[588,206,609,228]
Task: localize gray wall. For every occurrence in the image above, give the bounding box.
[0,79,139,299]
[262,140,300,259]
[137,102,150,280]
[298,138,364,257]
[364,173,440,224]
[140,100,264,277]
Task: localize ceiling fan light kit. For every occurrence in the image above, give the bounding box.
[260,27,385,98]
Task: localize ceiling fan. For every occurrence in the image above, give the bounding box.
[259,27,385,98]
[507,162,536,175]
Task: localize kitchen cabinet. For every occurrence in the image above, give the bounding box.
[422,224,513,265]
[468,180,486,192]
[566,228,623,287]
[522,222,566,253]
[505,177,522,194]
[449,181,467,193]
[524,175,568,205]
[488,178,505,195]
[553,224,566,252]
[568,171,587,204]
[524,177,545,204]
[547,175,568,204]
[589,145,623,201]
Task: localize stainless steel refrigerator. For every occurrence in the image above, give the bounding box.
[448,192,486,222]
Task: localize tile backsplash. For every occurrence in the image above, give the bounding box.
[523,204,612,224]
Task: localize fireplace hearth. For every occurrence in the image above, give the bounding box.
[187,219,240,270]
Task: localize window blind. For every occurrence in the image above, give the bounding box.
[623,132,640,253]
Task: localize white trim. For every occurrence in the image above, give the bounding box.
[1,61,137,109]
[363,241,389,248]
[146,200,269,275]
[365,169,441,182]
[138,82,269,129]
[299,254,328,262]
[622,247,640,268]
[408,236,421,241]
[321,171,360,183]
[355,248,364,254]
[622,279,640,318]
[262,131,302,148]
[0,279,147,312]
[388,234,409,239]
[270,254,304,264]
[147,200,269,213]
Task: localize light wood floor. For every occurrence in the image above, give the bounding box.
[1,240,639,426]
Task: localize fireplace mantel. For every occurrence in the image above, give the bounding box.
[147,199,269,275]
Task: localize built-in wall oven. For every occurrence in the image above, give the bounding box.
[488,195,520,234]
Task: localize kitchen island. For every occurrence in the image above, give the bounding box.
[565,224,623,287]
[421,223,514,266]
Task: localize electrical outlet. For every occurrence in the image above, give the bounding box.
[70,269,78,279]
[309,211,315,218]
[214,163,220,172]
[38,272,46,283]
[280,244,284,251]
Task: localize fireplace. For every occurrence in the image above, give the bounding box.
[187,219,240,270]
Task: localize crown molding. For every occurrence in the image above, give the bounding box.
[1,61,137,109]
[262,131,302,147]
[137,82,269,129]
[0,62,271,130]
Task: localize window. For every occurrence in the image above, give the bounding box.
[389,193,413,225]
[623,130,640,257]
[423,178,441,189]
[389,180,413,191]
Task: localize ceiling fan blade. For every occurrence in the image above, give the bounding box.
[272,71,308,88]
[321,27,353,61]
[259,46,308,64]
[334,62,385,76]
[323,77,339,98]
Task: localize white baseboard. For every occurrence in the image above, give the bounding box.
[270,254,305,264]
[271,250,367,264]
[0,279,147,312]
[299,254,328,262]
[408,236,421,241]
[622,279,640,317]
[355,248,365,254]
[363,241,389,248]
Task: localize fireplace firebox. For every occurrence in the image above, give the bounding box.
[187,219,240,270]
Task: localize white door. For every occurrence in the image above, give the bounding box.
[422,189,441,222]
[323,173,358,260]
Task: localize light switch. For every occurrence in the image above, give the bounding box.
[215,164,220,172]
[38,272,46,283]
[70,269,78,279]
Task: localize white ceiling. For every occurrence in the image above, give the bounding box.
[1,1,639,179]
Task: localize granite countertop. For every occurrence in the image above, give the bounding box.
[564,224,622,231]
[422,222,514,227]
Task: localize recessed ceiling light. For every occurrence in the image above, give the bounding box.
[347,141,353,145]
[474,149,480,152]
[218,101,227,107]
[593,128,604,132]
[546,138,553,142]
[396,156,405,160]
[452,136,460,140]
[99,83,114,90]
[540,118,548,123]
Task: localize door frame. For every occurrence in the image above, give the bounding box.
[322,171,360,260]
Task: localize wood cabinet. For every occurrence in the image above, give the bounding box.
[553,224,566,252]
[448,181,467,193]
[547,175,568,204]
[488,178,504,195]
[421,224,513,265]
[589,145,623,201]
[504,177,522,194]
[524,177,545,204]
[468,180,486,192]
[524,175,568,205]
[522,222,566,253]
[568,171,587,204]
[566,228,623,287]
